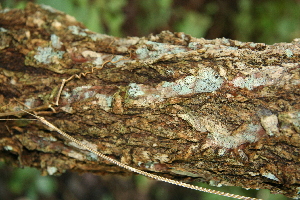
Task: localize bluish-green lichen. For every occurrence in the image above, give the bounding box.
[0,27,7,32]
[127,68,224,105]
[162,81,174,88]
[172,76,196,95]
[136,41,187,60]
[24,97,36,109]
[135,47,150,60]
[87,152,99,161]
[95,94,113,111]
[34,47,65,64]
[207,123,259,149]
[194,68,224,93]
[145,41,186,54]
[93,57,104,65]
[226,46,238,50]
[50,34,62,49]
[111,55,124,62]
[68,26,88,37]
[72,86,92,96]
[128,83,145,98]
[162,68,224,96]
[204,44,213,48]
[4,145,13,151]
[232,74,266,90]
[249,42,257,48]
[209,180,223,187]
[188,42,198,50]
[285,49,293,58]
[262,172,279,181]
[221,38,230,45]
[47,166,58,175]
[89,33,107,41]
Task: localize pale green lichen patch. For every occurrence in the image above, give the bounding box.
[92,94,113,112]
[209,180,223,187]
[0,27,7,32]
[232,74,266,90]
[81,50,104,66]
[4,145,13,151]
[86,152,99,161]
[61,86,115,112]
[163,67,224,95]
[217,148,227,156]
[142,162,155,169]
[110,55,131,67]
[45,136,57,142]
[34,46,65,64]
[62,86,90,100]
[111,55,124,62]
[93,57,104,65]
[24,97,38,109]
[47,166,58,175]
[126,68,224,106]
[68,25,89,37]
[207,130,255,149]
[231,64,297,91]
[262,172,279,181]
[203,122,260,150]
[89,33,109,41]
[50,34,62,49]
[128,83,145,98]
[221,38,230,45]
[188,42,199,50]
[169,76,196,95]
[194,68,224,92]
[135,41,187,60]
[285,49,293,57]
[249,42,257,48]
[135,47,150,60]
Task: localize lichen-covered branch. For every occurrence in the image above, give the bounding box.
[0,3,299,198]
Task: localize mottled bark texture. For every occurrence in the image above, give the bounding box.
[0,3,299,198]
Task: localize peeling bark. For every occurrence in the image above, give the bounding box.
[0,3,299,198]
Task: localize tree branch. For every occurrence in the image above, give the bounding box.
[0,3,299,198]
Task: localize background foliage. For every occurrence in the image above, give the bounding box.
[1,0,300,44]
[0,0,298,199]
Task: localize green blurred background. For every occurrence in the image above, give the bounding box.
[2,0,300,44]
[0,0,299,199]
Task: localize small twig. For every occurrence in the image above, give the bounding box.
[55,55,131,106]
[0,104,52,118]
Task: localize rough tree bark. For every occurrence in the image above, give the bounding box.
[0,3,299,198]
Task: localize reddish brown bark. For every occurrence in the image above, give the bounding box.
[0,3,299,198]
